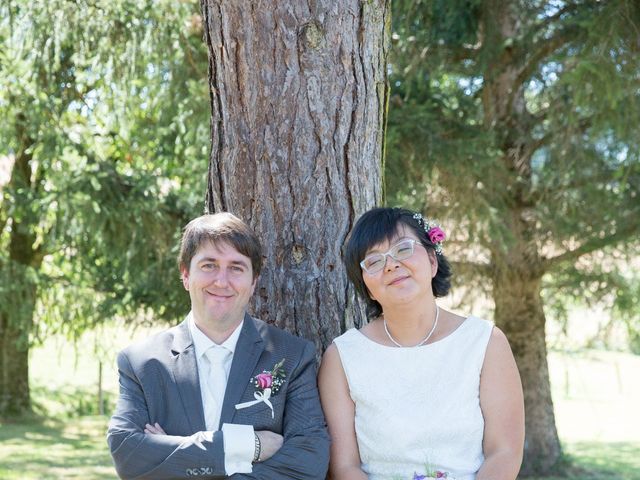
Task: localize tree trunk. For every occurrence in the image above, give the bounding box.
[0,303,33,418]
[0,115,41,418]
[200,0,389,351]
[479,0,563,474]
[0,258,38,417]
[491,235,561,475]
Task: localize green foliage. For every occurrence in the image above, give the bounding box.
[31,384,115,419]
[387,0,640,323]
[0,0,209,343]
[613,277,640,354]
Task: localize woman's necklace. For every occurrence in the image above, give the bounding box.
[383,305,440,348]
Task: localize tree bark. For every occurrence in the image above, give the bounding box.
[0,227,40,418]
[477,0,563,473]
[492,260,561,475]
[0,279,35,418]
[0,318,31,417]
[200,0,389,352]
[0,114,42,418]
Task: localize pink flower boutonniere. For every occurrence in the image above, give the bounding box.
[235,358,287,418]
[251,358,286,395]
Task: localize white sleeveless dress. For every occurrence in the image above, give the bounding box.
[333,316,493,480]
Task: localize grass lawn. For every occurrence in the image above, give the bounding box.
[0,416,113,479]
[564,441,640,479]
[0,326,638,479]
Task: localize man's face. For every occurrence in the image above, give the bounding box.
[181,241,256,329]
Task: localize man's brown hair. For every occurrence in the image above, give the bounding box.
[178,213,262,279]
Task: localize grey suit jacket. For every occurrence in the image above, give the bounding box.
[107,314,329,479]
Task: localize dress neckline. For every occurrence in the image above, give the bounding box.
[354,315,476,350]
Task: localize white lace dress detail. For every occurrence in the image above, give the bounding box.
[333,316,493,480]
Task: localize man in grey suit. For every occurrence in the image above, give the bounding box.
[107,213,330,479]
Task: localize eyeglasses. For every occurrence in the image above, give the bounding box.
[360,239,417,274]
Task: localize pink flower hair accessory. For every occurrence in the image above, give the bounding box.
[412,213,446,255]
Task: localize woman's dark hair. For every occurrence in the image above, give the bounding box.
[343,207,452,318]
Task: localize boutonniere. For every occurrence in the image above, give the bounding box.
[235,359,286,418]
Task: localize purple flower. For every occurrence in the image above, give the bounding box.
[412,470,449,479]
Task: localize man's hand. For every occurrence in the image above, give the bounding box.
[145,423,283,463]
[255,431,283,462]
[144,423,167,435]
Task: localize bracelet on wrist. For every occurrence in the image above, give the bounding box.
[253,433,261,463]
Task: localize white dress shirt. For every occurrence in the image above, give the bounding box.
[188,313,255,474]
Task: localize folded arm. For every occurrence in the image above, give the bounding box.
[107,352,226,480]
[231,341,330,479]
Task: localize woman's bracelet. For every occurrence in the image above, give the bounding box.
[253,433,261,463]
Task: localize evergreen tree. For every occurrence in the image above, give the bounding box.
[0,0,208,417]
[387,0,640,474]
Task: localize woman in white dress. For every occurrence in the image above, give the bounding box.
[318,207,524,480]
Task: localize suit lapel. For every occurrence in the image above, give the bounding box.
[170,320,206,433]
[219,314,264,426]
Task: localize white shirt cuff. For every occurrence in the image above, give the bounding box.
[221,423,255,475]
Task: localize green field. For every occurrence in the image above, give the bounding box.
[0,416,113,480]
[1,326,638,479]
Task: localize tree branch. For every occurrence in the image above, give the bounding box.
[515,24,580,90]
[526,113,591,156]
[526,132,554,156]
[544,220,640,271]
[530,2,584,39]
[450,260,492,278]
[0,208,8,237]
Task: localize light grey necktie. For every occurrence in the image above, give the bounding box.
[203,346,231,431]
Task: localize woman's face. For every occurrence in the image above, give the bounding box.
[361,225,438,310]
